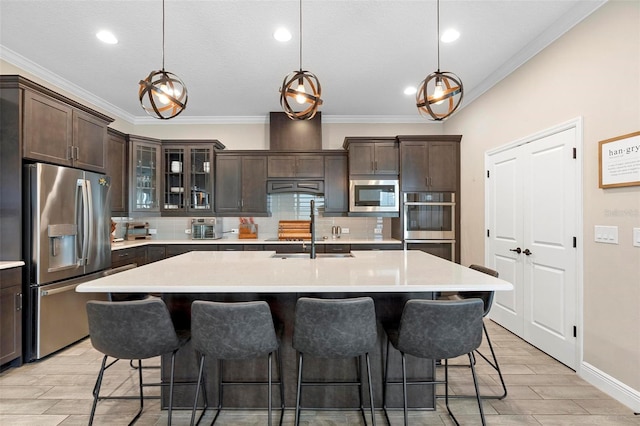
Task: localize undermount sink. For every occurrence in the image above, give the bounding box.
[270,253,354,259]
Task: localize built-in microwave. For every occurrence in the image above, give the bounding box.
[349,179,399,213]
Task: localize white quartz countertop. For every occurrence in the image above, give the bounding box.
[0,261,24,270]
[77,250,512,294]
[110,237,401,250]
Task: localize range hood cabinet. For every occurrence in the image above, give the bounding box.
[269,112,322,151]
[267,180,324,194]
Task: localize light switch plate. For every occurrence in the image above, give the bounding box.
[633,228,640,247]
[594,225,618,244]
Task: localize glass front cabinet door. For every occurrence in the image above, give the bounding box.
[161,143,215,215]
[129,137,161,213]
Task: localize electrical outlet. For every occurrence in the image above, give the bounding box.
[148,228,157,235]
[341,227,349,234]
[374,228,382,234]
[185,229,191,234]
[231,228,239,234]
[633,228,640,248]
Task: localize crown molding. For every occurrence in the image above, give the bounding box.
[0,45,138,124]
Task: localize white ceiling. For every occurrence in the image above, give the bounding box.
[0,0,606,124]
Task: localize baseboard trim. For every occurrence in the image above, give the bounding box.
[580,361,640,413]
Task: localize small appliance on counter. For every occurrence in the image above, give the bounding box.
[125,222,152,240]
[191,218,222,239]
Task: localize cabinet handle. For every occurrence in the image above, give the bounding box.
[68,146,74,161]
[374,161,378,171]
[371,161,375,171]
[16,293,22,311]
[241,199,244,208]
[75,146,80,160]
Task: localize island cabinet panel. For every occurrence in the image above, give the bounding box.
[0,268,22,366]
[344,137,399,176]
[267,154,324,178]
[163,291,435,410]
[406,242,453,261]
[106,129,128,214]
[22,89,110,174]
[323,154,348,215]
[215,154,268,215]
[398,136,461,192]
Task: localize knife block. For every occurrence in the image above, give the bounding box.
[238,223,258,239]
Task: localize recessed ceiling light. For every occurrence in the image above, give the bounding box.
[404,86,417,96]
[441,29,460,43]
[273,27,292,42]
[96,30,118,45]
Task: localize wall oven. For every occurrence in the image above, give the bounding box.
[349,179,399,213]
[403,192,456,261]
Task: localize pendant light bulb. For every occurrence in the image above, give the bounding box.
[295,81,306,104]
[432,79,445,105]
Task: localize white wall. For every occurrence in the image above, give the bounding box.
[444,0,640,405]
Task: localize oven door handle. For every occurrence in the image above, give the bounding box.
[404,201,456,206]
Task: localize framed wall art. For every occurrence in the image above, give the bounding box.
[598,131,640,188]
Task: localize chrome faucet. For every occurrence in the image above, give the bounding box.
[310,200,316,259]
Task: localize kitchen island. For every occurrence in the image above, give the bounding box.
[77,250,512,411]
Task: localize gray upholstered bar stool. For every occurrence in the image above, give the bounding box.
[189,300,284,426]
[292,297,377,426]
[445,264,507,399]
[383,299,486,426]
[86,297,191,426]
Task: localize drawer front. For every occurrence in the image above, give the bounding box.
[111,248,137,268]
[323,244,351,253]
[0,267,21,290]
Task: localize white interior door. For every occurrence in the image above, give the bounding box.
[486,126,579,369]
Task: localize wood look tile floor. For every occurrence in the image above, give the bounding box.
[1,320,638,425]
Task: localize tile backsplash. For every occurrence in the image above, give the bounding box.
[112,193,391,240]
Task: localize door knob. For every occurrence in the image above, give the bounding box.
[509,247,522,254]
[523,248,533,256]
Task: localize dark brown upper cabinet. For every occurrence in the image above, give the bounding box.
[267,154,324,178]
[343,137,399,176]
[129,136,162,215]
[19,82,112,174]
[160,140,223,216]
[398,135,461,192]
[106,128,128,215]
[323,152,349,215]
[215,153,268,216]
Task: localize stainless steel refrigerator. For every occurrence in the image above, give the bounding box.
[24,163,111,361]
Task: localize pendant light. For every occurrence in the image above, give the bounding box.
[279,0,323,120]
[416,0,463,121]
[138,0,188,120]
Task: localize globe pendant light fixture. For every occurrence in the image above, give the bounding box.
[279,0,323,120]
[138,0,188,120]
[416,0,463,121]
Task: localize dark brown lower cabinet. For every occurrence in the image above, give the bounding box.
[147,246,166,263]
[263,244,325,254]
[0,267,22,366]
[165,244,218,258]
[406,242,454,261]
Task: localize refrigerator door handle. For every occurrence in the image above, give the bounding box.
[77,178,90,265]
[85,179,94,265]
